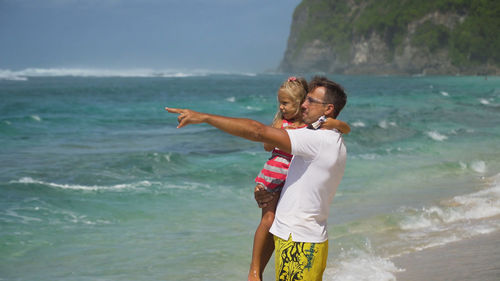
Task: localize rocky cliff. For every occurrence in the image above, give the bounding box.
[279,0,500,75]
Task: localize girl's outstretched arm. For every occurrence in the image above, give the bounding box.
[321,118,351,134]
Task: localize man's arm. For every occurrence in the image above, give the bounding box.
[263,119,283,151]
[165,107,291,153]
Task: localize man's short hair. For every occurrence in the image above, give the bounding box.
[308,76,347,118]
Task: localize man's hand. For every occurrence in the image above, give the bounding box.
[165,107,206,128]
[254,184,278,208]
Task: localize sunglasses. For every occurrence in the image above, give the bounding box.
[305,96,328,105]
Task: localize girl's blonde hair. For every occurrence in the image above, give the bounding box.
[272,76,308,124]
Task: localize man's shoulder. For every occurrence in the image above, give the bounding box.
[288,127,342,138]
[316,128,344,138]
[318,129,345,150]
[286,127,309,136]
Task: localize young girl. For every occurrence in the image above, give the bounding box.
[248,77,350,281]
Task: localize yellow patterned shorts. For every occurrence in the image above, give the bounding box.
[274,235,328,281]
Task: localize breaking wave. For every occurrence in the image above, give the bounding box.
[0,68,257,80]
[11,177,154,191]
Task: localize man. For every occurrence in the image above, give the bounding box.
[166,76,347,281]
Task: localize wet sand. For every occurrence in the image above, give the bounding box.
[393,231,500,281]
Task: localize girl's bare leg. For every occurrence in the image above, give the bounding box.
[248,186,280,281]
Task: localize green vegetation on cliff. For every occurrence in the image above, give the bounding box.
[294,0,353,59]
[294,0,500,67]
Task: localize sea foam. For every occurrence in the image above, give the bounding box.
[326,242,403,281]
[30,115,42,122]
[470,160,487,173]
[378,120,397,129]
[0,69,28,81]
[479,98,490,105]
[426,131,447,141]
[11,177,203,192]
[400,172,500,236]
[352,121,366,127]
[392,172,500,256]
[12,177,152,191]
[0,68,257,80]
[400,184,500,230]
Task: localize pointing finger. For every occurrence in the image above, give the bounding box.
[165,107,183,114]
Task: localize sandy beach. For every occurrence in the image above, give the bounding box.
[393,230,500,281]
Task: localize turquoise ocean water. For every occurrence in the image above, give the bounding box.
[1,71,500,280]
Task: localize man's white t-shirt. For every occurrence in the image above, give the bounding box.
[269,128,347,243]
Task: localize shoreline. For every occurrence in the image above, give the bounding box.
[392,230,500,281]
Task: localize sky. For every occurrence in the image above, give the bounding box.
[0,0,302,73]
